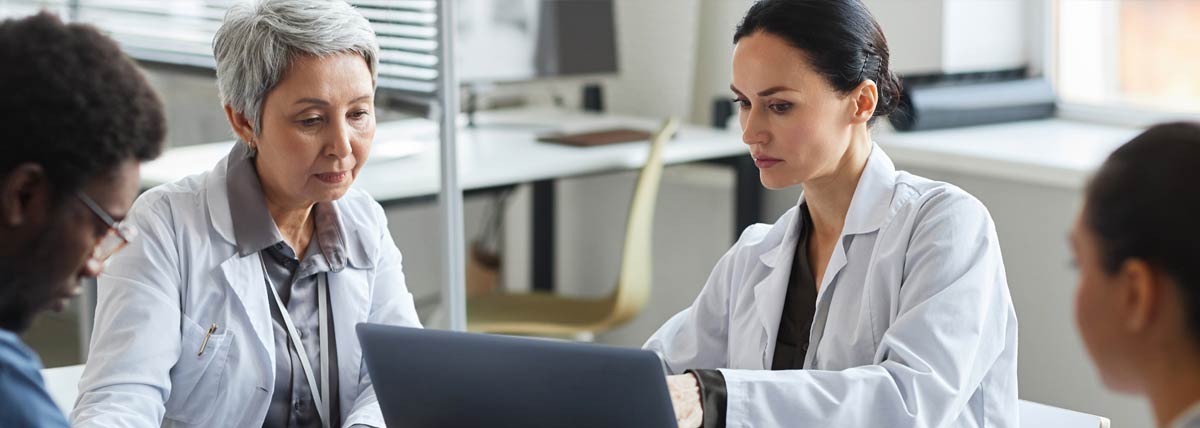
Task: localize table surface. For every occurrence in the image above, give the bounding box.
[140,108,750,201]
[875,119,1139,189]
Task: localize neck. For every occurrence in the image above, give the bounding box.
[801,125,872,238]
[1144,343,1200,427]
[262,190,315,256]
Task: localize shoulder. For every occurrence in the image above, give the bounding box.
[891,171,994,234]
[129,169,211,226]
[0,335,68,427]
[0,331,38,374]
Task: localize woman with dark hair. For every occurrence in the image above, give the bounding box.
[1072,122,1200,428]
[643,1,1018,426]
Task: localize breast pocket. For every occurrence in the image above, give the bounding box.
[164,314,234,425]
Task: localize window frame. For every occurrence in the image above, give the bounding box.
[1046,0,1200,127]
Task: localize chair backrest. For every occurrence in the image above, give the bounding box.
[1019,399,1110,428]
[606,117,680,327]
[40,364,86,414]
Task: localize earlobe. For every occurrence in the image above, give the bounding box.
[0,163,49,227]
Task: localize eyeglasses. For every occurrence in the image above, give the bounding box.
[75,191,137,263]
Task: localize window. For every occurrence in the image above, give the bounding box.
[0,0,440,95]
[1056,0,1200,116]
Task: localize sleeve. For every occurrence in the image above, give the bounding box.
[687,369,728,428]
[70,194,184,428]
[343,204,422,428]
[717,193,1016,428]
[642,233,744,376]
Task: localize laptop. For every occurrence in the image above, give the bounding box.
[357,323,677,428]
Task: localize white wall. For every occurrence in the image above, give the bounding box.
[688,0,754,125]
[864,0,948,74]
[605,0,702,120]
[942,0,1026,73]
[865,0,1027,74]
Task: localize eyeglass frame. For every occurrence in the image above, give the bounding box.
[75,190,137,263]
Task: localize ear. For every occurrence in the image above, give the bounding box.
[849,79,879,125]
[0,163,52,227]
[1120,258,1160,332]
[223,104,256,146]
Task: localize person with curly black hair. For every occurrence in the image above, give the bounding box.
[0,11,165,427]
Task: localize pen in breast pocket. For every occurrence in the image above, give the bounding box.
[198,323,218,356]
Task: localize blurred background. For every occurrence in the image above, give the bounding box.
[4,1,1198,426]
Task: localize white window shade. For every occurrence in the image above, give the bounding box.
[0,0,441,95]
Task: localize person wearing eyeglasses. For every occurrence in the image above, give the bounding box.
[0,12,166,428]
[1071,122,1200,428]
[70,1,422,427]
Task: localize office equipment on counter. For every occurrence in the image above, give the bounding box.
[358,324,677,428]
[890,72,1056,131]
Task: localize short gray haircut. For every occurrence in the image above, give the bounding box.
[213,0,379,136]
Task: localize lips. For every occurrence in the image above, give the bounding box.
[752,154,782,169]
[315,171,348,184]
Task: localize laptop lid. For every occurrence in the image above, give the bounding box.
[357,323,677,428]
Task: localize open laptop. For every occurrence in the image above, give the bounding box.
[357,323,677,428]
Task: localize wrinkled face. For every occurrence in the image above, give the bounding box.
[1070,210,1142,393]
[254,53,375,208]
[0,160,139,333]
[731,31,858,190]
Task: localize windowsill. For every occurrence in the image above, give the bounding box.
[873,118,1141,189]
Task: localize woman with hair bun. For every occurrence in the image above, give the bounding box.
[644,1,1018,426]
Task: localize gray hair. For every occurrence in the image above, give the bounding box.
[213,0,379,136]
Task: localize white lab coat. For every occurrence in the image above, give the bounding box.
[71,152,421,427]
[645,145,1018,427]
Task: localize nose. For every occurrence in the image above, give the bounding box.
[741,108,768,147]
[82,257,103,278]
[325,118,353,159]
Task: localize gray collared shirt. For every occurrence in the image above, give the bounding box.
[226,142,348,428]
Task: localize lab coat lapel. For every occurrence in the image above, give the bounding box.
[751,203,802,369]
[215,245,276,385]
[817,144,897,296]
[206,152,276,381]
[806,144,897,360]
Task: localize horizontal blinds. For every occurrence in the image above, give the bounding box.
[0,0,441,95]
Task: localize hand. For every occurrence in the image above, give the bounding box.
[667,373,703,428]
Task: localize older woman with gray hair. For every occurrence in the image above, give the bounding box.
[71,1,420,427]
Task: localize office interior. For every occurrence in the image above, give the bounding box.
[6,0,1197,427]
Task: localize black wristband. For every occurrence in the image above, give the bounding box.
[685,369,728,428]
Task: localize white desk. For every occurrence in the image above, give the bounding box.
[140,108,756,293]
[143,108,749,200]
[875,119,1139,189]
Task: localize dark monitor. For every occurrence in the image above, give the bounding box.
[456,0,618,84]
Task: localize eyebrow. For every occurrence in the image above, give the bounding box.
[755,86,797,97]
[728,85,797,98]
[293,94,373,106]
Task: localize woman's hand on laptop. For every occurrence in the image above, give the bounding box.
[667,374,703,428]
